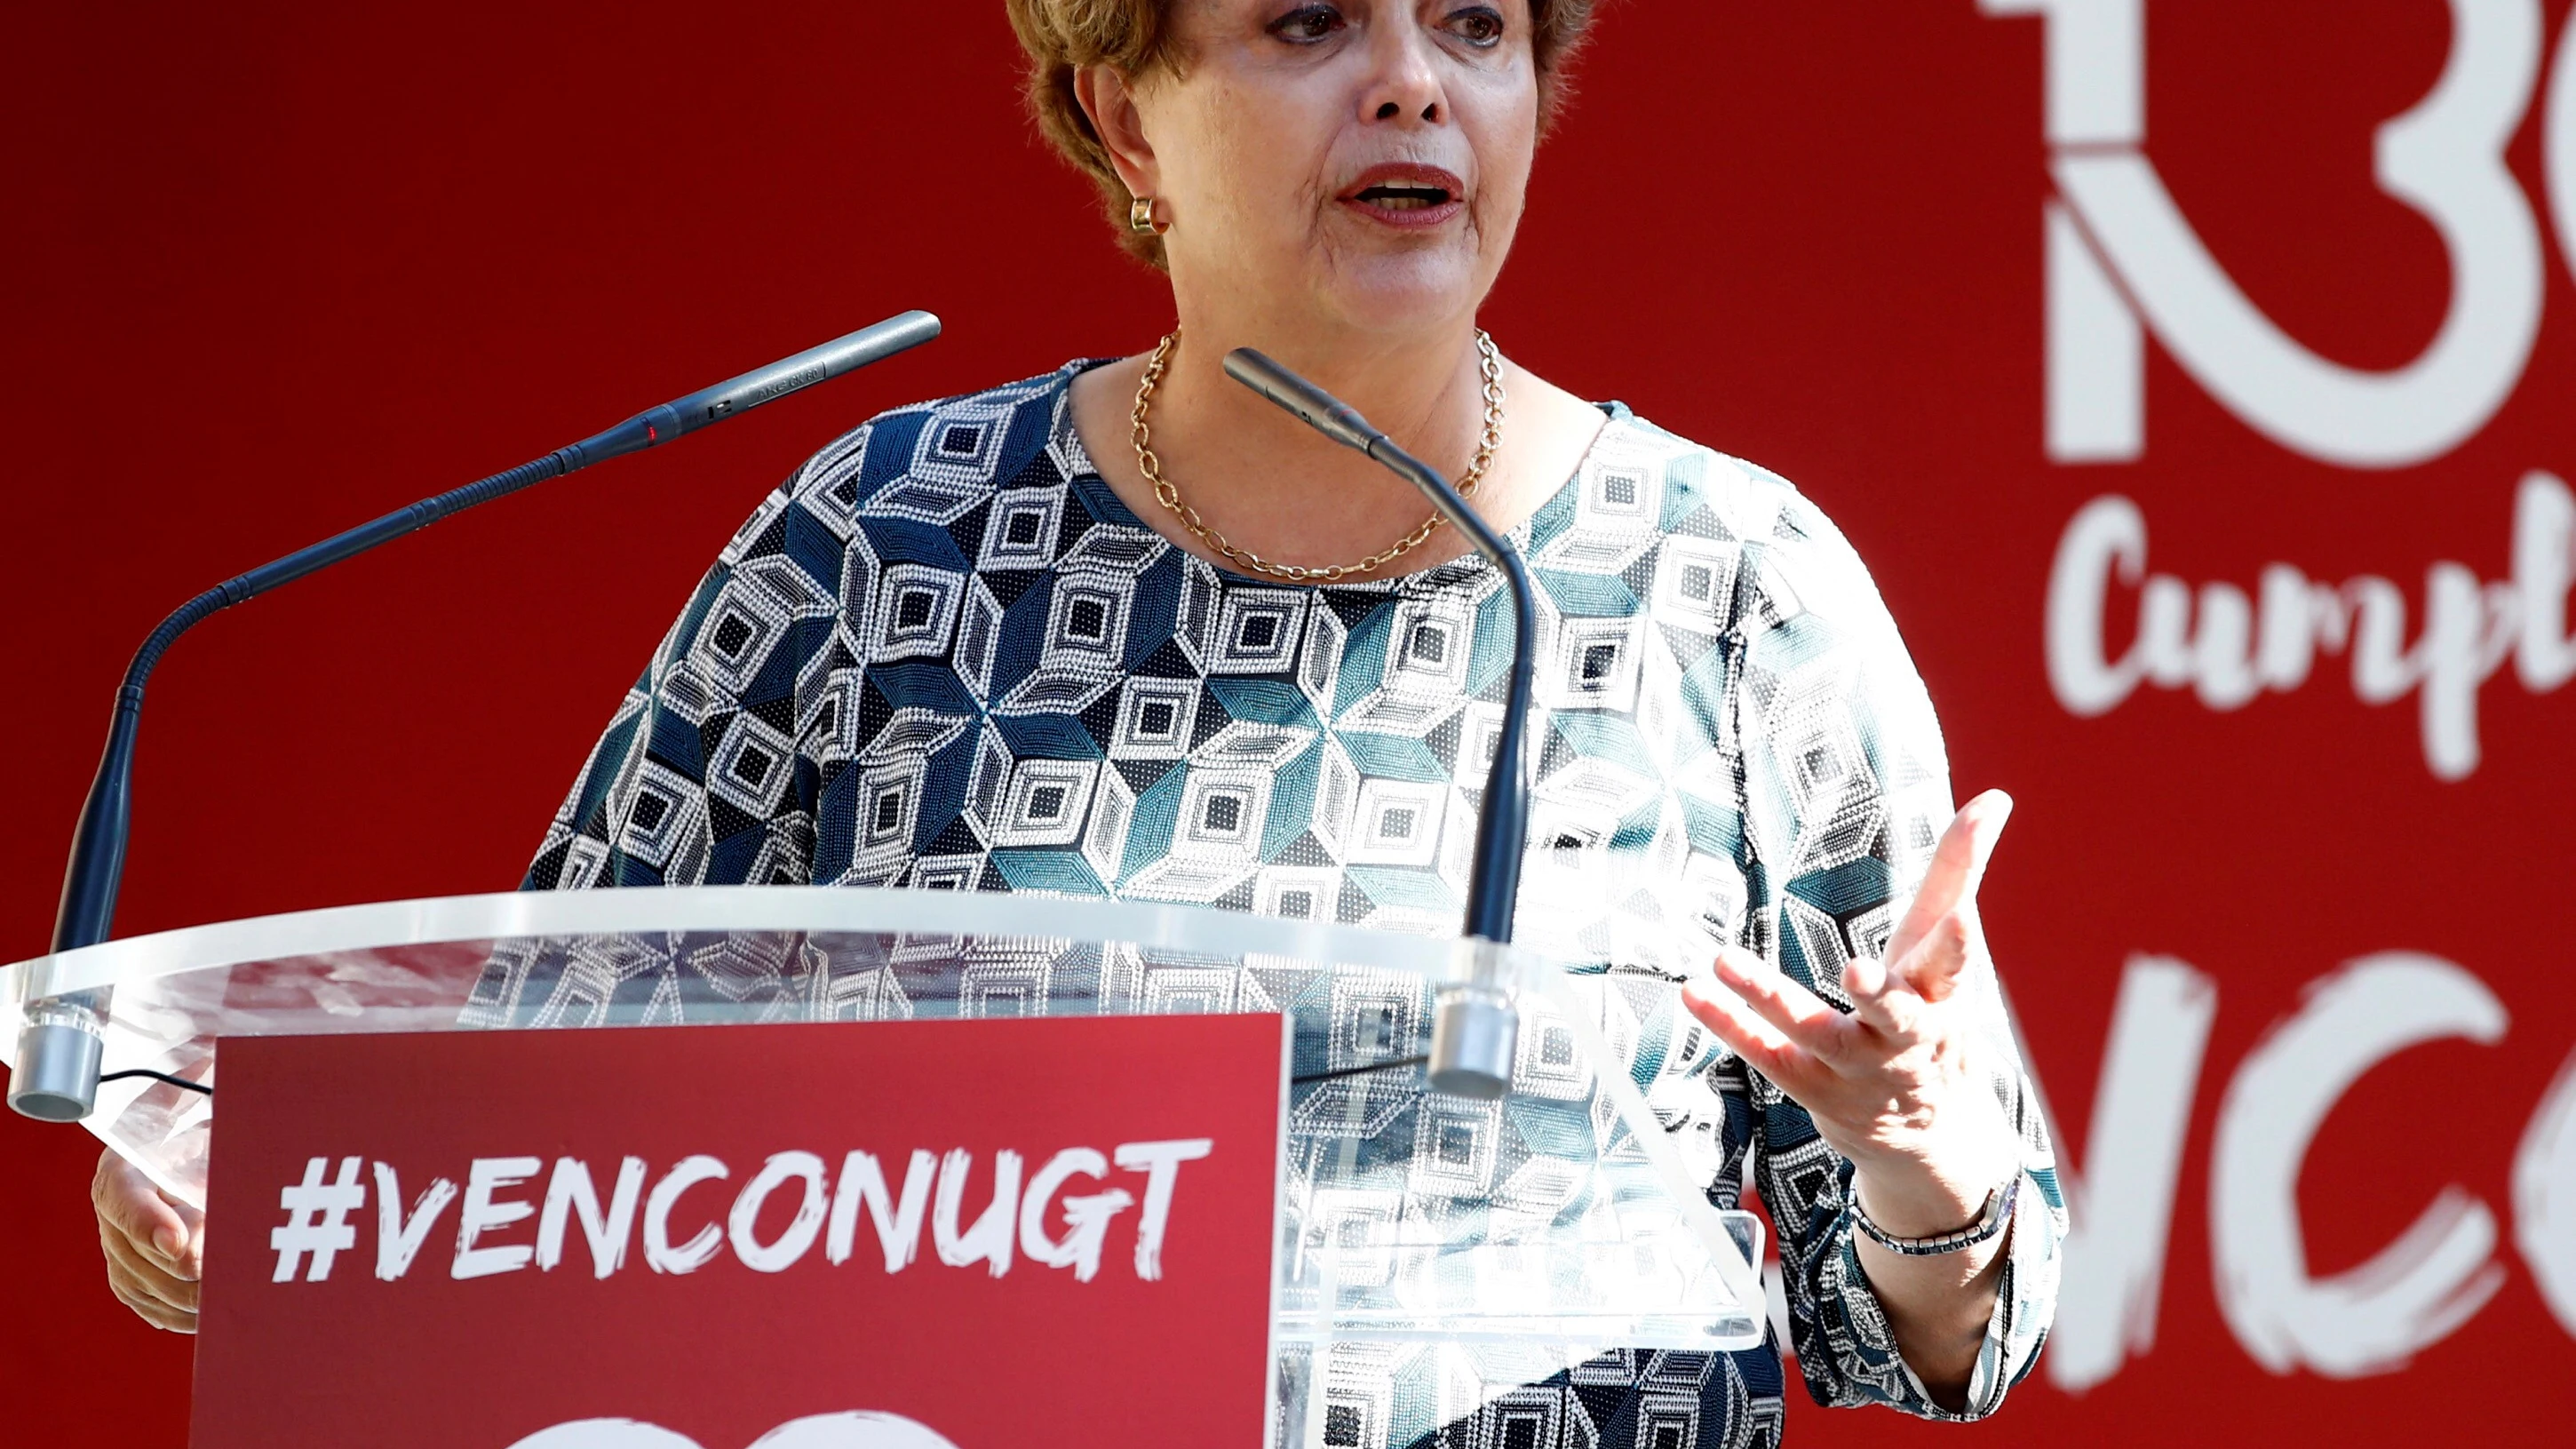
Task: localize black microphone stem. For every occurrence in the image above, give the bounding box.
[1218,346,1538,946]
[12,310,939,1122]
[1349,435,1537,946]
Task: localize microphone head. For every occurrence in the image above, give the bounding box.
[1222,348,1381,454]
[663,311,943,440]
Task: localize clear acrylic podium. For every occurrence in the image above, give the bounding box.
[3,887,1764,1441]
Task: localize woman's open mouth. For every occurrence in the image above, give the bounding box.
[1340,164,1467,228]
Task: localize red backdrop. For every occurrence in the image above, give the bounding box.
[4,2,2572,1443]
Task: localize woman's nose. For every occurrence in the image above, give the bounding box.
[1359,22,1448,126]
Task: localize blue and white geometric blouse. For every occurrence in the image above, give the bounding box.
[488,362,2064,1447]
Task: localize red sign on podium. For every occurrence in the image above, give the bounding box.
[190,1014,1289,1448]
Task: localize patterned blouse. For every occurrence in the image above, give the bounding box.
[488,362,2064,1447]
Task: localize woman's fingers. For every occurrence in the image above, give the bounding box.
[1709,950,1852,1061]
[93,1150,197,1278]
[106,1264,197,1334]
[94,1147,203,1333]
[100,1222,199,1337]
[1843,952,1925,1039]
[1681,979,1830,1097]
[97,1152,203,1334]
[1885,791,2012,969]
[1890,910,1975,1007]
[99,1222,196,1312]
[94,1152,189,1267]
[1680,979,1787,1055]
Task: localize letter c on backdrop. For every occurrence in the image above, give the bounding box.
[644,1156,731,1275]
[2515,1049,2576,1335]
[2210,953,2509,1376]
[2046,495,2149,715]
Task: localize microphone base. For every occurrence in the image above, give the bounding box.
[9,1020,104,1122]
[1428,936,1521,1101]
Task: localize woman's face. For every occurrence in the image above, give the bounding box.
[1127,1,1540,337]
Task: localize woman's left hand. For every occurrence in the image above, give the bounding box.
[1681,789,2023,1238]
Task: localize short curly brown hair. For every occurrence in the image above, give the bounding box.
[1005,0,1599,268]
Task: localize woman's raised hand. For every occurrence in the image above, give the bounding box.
[94,1148,202,1334]
[1681,790,2024,1234]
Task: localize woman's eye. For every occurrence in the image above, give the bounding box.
[1445,5,1506,46]
[1268,4,1346,43]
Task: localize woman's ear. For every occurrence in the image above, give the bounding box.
[1073,65,1159,200]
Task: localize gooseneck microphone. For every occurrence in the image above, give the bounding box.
[1222,346,1538,1097]
[9,311,941,1122]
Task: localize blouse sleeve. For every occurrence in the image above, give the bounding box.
[1720,462,2065,1420]
[513,479,831,897]
[460,447,868,1029]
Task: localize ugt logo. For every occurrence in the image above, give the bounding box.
[1985,0,2576,469]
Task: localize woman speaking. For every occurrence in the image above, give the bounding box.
[96,3,2063,1441]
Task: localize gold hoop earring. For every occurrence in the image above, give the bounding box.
[1129,195,1170,235]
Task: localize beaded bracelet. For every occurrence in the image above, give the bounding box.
[1850,1175,2021,1257]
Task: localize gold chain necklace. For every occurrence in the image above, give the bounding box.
[1129,328,1506,584]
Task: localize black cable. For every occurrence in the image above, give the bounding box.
[97,1069,212,1096]
[1291,1054,1428,1086]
